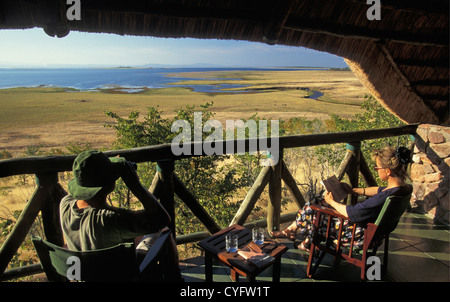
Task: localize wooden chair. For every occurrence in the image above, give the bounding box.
[306,194,411,281]
[32,228,172,282]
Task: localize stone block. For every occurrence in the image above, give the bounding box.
[412,154,422,164]
[425,182,440,194]
[429,142,450,158]
[410,163,425,182]
[422,162,436,174]
[429,132,445,144]
[424,172,443,183]
[413,182,426,200]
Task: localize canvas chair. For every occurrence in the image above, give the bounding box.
[32,228,172,282]
[306,194,411,281]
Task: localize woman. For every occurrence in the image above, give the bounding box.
[271,146,412,251]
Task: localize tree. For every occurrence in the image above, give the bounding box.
[105,103,257,235]
[321,95,410,185]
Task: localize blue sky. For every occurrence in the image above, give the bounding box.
[1,28,347,68]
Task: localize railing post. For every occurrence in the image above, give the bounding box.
[267,149,283,233]
[36,173,66,246]
[0,185,44,275]
[157,160,176,238]
[230,166,271,226]
[346,142,361,205]
[281,160,306,209]
[173,174,221,234]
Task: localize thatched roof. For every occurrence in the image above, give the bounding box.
[1,0,448,125]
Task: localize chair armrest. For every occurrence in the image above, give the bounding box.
[310,204,348,220]
[138,228,171,272]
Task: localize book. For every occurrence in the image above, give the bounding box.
[320,175,348,202]
[237,242,274,268]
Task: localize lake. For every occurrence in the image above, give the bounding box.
[0,67,324,93]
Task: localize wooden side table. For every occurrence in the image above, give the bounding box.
[198,224,288,282]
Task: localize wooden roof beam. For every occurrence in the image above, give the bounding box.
[420,94,450,102]
[262,0,297,45]
[395,58,449,68]
[410,79,449,86]
[81,0,263,22]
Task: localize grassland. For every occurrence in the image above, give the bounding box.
[0,69,369,156]
[0,69,370,269]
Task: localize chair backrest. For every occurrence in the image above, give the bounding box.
[32,236,140,282]
[373,193,411,237]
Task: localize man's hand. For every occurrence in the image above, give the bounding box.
[119,161,140,183]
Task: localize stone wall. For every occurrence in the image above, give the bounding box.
[411,124,450,225]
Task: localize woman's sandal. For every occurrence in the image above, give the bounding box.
[270,229,296,240]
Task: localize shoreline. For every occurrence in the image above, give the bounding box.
[0,69,369,156]
[0,66,330,91]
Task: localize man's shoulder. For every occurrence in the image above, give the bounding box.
[60,194,75,208]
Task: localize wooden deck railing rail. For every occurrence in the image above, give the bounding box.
[0,124,418,280]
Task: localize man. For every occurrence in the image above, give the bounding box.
[60,150,181,281]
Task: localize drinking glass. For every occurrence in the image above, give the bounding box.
[225,234,238,252]
[252,227,264,245]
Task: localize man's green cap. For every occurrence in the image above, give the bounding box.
[68,150,126,200]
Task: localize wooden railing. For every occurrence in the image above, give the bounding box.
[0,124,418,280]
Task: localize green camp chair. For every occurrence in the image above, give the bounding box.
[306,193,411,281]
[32,228,172,282]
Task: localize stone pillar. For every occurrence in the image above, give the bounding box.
[411,124,450,224]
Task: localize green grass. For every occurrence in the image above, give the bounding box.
[0,70,368,132]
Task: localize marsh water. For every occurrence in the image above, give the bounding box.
[0,67,324,96]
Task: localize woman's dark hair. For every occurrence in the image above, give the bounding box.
[372,146,411,181]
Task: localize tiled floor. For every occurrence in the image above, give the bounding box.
[179,212,450,282]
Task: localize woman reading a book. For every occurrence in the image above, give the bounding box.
[271,146,412,251]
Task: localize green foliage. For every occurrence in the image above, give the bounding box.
[106,106,173,148]
[321,95,410,185]
[0,150,12,160]
[105,102,262,235]
[0,210,42,271]
[277,95,411,195]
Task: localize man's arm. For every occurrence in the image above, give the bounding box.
[120,162,171,228]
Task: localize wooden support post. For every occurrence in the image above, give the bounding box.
[359,153,378,187]
[148,172,162,199]
[173,174,221,234]
[157,160,176,238]
[230,166,271,226]
[281,160,306,209]
[267,149,283,233]
[0,186,45,275]
[336,151,353,181]
[346,143,361,205]
[37,173,66,246]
